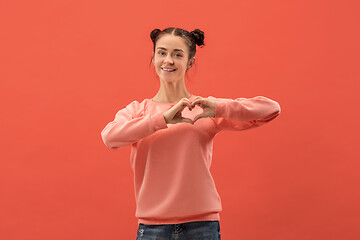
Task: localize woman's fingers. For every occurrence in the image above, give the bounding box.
[167,97,215,124]
[191,97,203,106]
[191,99,206,108]
[181,117,194,124]
[179,99,193,111]
[168,99,193,124]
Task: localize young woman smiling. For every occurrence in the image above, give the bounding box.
[101,27,281,240]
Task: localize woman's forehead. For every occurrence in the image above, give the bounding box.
[156,35,187,51]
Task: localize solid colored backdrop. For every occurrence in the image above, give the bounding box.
[1,0,359,239]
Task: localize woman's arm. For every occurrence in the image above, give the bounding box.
[208,95,281,132]
[101,100,168,150]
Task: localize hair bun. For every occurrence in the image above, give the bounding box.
[150,29,162,43]
[190,29,205,47]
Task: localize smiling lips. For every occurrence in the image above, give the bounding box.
[161,67,177,72]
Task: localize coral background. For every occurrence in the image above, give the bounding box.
[1,0,359,239]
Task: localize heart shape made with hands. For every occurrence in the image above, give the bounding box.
[164,97,216,125]
[181,104,204,122]
[179,98,216,123]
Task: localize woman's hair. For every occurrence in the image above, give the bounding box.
[149,27,205,67]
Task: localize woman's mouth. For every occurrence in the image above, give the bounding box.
[161,67,177,72]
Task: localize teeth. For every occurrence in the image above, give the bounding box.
[162,67,176,72]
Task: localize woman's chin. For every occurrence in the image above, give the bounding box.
[160,75,182,82]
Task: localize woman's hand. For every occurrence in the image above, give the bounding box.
[163,96,216,124]
[163,98,195,125]
[190,96,216,122]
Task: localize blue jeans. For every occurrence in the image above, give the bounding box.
[136,220,221,240]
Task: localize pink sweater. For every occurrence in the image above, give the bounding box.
[101,94,281,225]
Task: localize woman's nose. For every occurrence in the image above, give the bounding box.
[164,55,174,64]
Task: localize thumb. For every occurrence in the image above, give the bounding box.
[181,117,194,124]
[193,114,206,122]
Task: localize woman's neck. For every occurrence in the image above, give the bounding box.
[152,81,191,103]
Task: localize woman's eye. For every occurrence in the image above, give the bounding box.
[157,52,182,57]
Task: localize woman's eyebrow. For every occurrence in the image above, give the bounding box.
[157,47,184,52]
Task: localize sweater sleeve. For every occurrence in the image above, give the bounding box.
[101,100,168,150]
[208,95,281,132]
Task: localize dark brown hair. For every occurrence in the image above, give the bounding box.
[149,27,205,67]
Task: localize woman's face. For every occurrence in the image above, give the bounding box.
[152,34,194,82]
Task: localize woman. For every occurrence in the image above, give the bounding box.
[101,27,281,240]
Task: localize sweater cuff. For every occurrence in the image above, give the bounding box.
[150,112,168,131]
[215,102,227,118]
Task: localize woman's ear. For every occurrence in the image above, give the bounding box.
[187,57,195,70]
